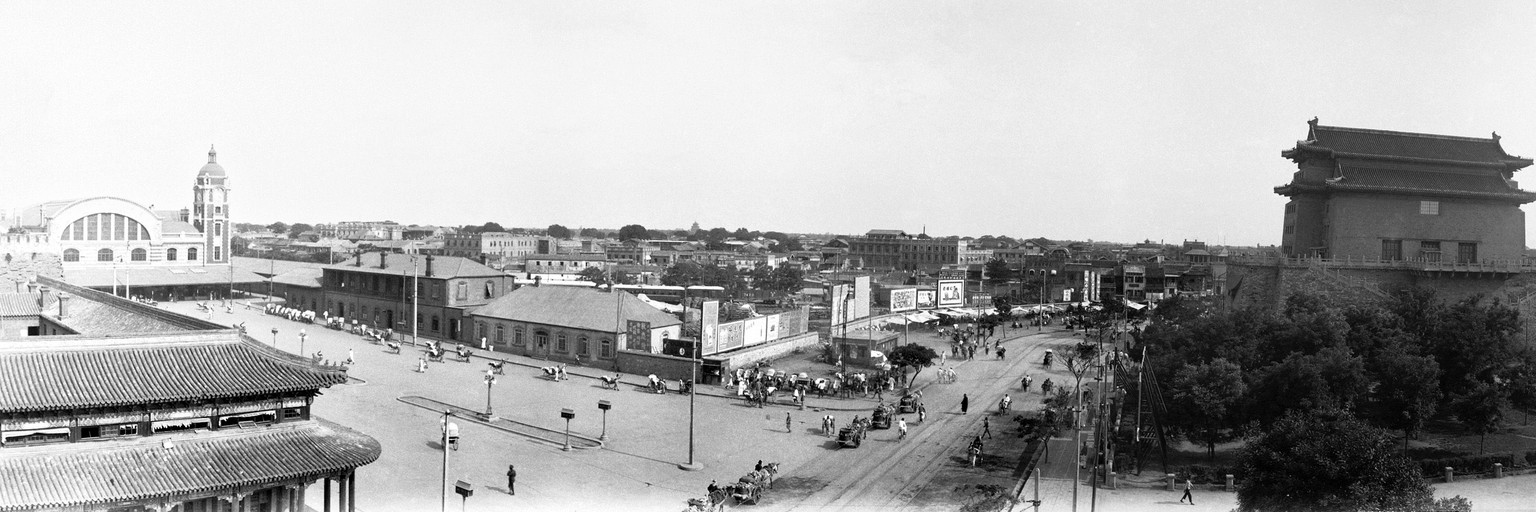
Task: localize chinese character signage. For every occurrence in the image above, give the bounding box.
[917,290,936,308]
[938,280,964,307]
[701,300,719,355]
[626,320,652,353]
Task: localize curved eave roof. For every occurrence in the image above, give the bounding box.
[0,332,348,413]
[1274,182,1536,203]
[1284,143,1532,170]
[0,419,379,511]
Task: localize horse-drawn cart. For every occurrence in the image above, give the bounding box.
[838,417,869,448]
[897,393,919,414]
[870,403,895,429]
[732,472,770,505]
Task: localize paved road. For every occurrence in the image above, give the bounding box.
[779,326,1086,511]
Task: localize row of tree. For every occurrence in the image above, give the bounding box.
[1140,290,1522,511]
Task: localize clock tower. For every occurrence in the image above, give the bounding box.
[193,145,231,265]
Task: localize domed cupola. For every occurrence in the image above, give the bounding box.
[198,145,226,178]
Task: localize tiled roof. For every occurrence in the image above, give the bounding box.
[0,419,380,511]
[1290,123,1532,168]
[232,256,327,277]
[1332,166,1536,200]
[0,293,41,317]
[0,332,347,412]
[471,286,681,332]
[270,267,323,288]
[325,254,503,278]
[160,219,202,235]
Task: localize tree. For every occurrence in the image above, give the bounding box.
[992,296,1012,318]
[267,222,288,234]
[1167,358,1246,461]
[617,224,648,241]
[547,224,572,239]
[579,227,602,238]
[1061,342,1100,427]
[1370,349,1441,443]
[984,258,1013,288]
[1237,409,1434,512]
[480,222,506,233]
[577,267,609,286]
[611,270,638,285]
[887,344,939,389]
[1452,379,1507,455]
[288,223,314,239]
[646,229,670,240]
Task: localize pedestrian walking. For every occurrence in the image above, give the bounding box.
[982,417,993,439]
[786,412,793,433]
[997,346,1006,360]
[961,394,969,415]
[898,418,908,440]
[1180,478,1194,504]
[917,403,927,423]
[346,348,355,365]
[506,465,516,495]
[417,358,427,373]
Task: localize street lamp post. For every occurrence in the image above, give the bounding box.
[680,285,721,471]
[299,329,308,356]
[560,408,575,451]
[441,410,453,512]
[270,327,279,348]
[483,370,498,419]
[1038,268,1056,331]
[598,400,611,441]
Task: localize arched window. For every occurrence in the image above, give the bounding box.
[166,248,177,261]
[97,248,113,262]
[131,248,146,261]
[514,327,525,346]
[556,333,568,353]
[578,336,590,356]
[495,324,505,344]
[456,281,467,300]
[63,249,79,262]
[601,338,614,358]
[187,248,198,261]
[484,281,495,299]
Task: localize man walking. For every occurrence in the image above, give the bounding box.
[982,417,993,439]
[506,465,516,495]
[897,417,908,440]
[1179,477,1194,504]
[917,403,927,423]
[961,394,969,415]
[785,412,792,433]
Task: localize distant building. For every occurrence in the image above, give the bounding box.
[442,232,548,260]
[316,221,403,241]
[844,230,993,272]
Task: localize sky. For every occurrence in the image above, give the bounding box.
[4,1,1536,247]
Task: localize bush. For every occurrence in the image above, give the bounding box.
[1417,451,1531,477]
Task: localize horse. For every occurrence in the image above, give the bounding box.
[598,373,621,390]
[426,347,444,363]
[455,346,472,362]
[386,342,402,354]
[541,364,567,381]
[760,462,780,488]
[487,360,506,375]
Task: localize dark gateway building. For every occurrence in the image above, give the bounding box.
[0,277,379,511]
[1276,117,1536,262]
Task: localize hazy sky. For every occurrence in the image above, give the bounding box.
[5,1,1536,246]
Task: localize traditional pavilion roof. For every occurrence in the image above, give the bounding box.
[0,419,379,511]
[1277,118,1536,203]
[0,331,347,413]
[1283,118,1533,170]
[471,285,681,332]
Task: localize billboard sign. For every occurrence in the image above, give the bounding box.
[916,290,936,309]
[889,288,917,312]
[701,300,719,355]
[626,320,652,353]
[937,280,964,307]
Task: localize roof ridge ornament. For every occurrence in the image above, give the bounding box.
[208,145,217,164]
[1493,131,1500,142]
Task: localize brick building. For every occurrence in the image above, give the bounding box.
[467,285,681,366]
[321,253,515,344]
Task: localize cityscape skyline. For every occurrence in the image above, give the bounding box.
[7,2,1536,247]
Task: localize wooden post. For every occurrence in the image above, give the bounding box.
[348,471,357,512]
[338,474,349,512]
[324,478,332,512]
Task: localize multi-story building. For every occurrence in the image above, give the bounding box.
[522,254,613,281]
[1275,118,1535,261]
[0,277,378,510]
[442,232,548,260]
[322,253,515,344]
[844,230,991,272]
[605,241,657,264]
[316,221,403,241]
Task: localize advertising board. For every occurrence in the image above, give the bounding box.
[889,288,917,312]
[916,290,936,308]
[937,279,964,307]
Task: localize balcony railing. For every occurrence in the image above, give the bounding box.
[1230,254,1536,273]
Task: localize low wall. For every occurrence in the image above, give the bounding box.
[614,350,695,381]
[712,331,821,370]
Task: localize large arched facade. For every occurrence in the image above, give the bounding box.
[46,197,209,267]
